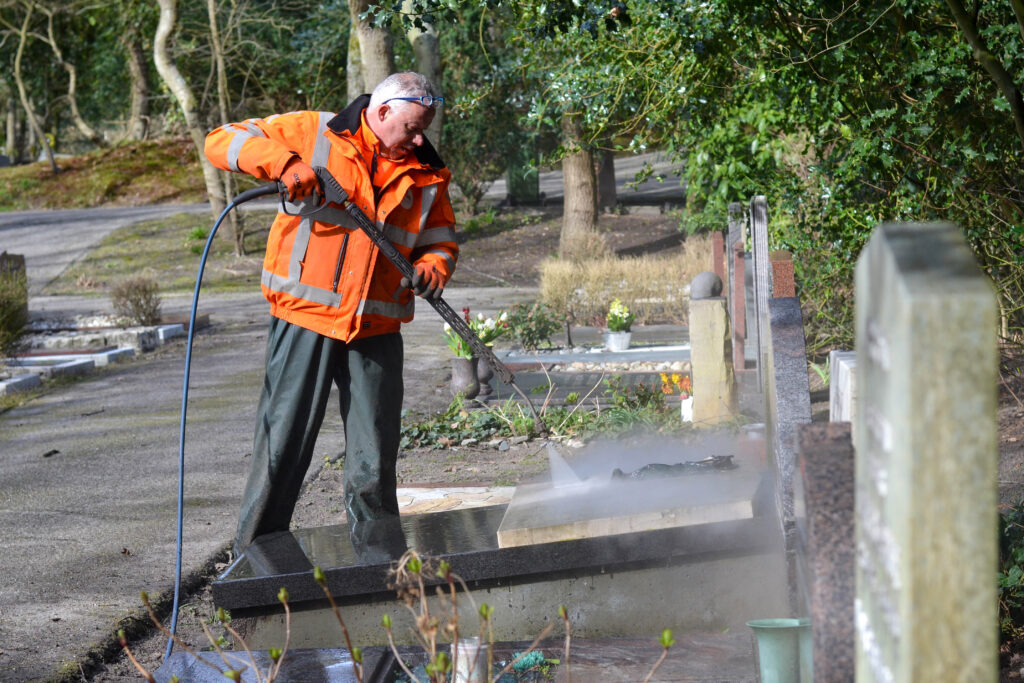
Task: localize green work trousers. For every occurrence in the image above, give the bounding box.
[235,317,403,553]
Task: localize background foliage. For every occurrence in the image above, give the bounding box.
[1,0,1022,347]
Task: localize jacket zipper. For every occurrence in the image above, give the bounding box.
[332,232,349,293]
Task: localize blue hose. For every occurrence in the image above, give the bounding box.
[166,183,278,659]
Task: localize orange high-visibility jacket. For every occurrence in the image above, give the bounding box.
[204,95,458,342]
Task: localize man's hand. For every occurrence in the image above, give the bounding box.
[280,156,319,202]
[401,263,443,300]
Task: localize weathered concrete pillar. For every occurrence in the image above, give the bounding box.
[689,272,737,425]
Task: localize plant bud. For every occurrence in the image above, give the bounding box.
[659,628,675,648]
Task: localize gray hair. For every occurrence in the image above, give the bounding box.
[368,72,438,112]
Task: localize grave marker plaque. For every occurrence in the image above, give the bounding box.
[854,223,997,682]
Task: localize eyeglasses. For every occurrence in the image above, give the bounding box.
[383,95,445,109]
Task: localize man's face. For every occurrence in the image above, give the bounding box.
[370,101,435,159]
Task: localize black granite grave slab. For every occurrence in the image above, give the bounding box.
[214,500,778,614]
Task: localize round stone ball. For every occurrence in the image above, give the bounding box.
[690,271,723,299]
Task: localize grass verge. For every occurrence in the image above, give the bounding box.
[42,210,276,296]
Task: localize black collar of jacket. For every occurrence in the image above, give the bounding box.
[327,94,446,170]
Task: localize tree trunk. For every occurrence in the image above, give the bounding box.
[559,112,603,262]
[597,149,617,211]
[402,0,443,147]
[946,0,1024,147]
[347,28,364,103]
[154,0,227,221]
[42,7,106,146]
[207,0,244,255]
[4,90,19,162]
[121,28,150,141]
[13,4,58,173]
[347,0,395,92]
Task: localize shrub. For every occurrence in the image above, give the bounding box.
[0,259,29,359]
[507,301,561,350]
[110,276,162,326]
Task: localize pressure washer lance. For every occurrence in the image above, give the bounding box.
[167,174,545,656]
[309,165,546,435]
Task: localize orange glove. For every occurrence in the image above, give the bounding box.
[280,156,320,202]
[401,263,444,300]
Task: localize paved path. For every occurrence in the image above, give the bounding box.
[484,150,685,205]
[0,286,540,680]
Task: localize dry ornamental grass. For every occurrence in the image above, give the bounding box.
[539,233,712,326]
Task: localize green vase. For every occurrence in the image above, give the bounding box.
[747,618,810,683]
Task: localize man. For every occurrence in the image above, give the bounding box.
[204,72,458,554]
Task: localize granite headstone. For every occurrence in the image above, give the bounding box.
[854,223,998,681]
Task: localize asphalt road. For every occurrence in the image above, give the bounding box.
[0,204,213,295]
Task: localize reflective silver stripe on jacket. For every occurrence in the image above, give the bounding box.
[225,121,266,172]
[262,112,343,307]
[381,221,418,249]
[261,268,342,307]
[419,185,438,231]
[357,297,414,319]
[415,225,457,248]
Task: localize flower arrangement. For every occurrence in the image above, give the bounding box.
[469,309,509,346]
[660,372,692,399]
[443,307,509,359]
[606,298,635,333]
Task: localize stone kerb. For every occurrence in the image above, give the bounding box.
[854,222,997,681]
